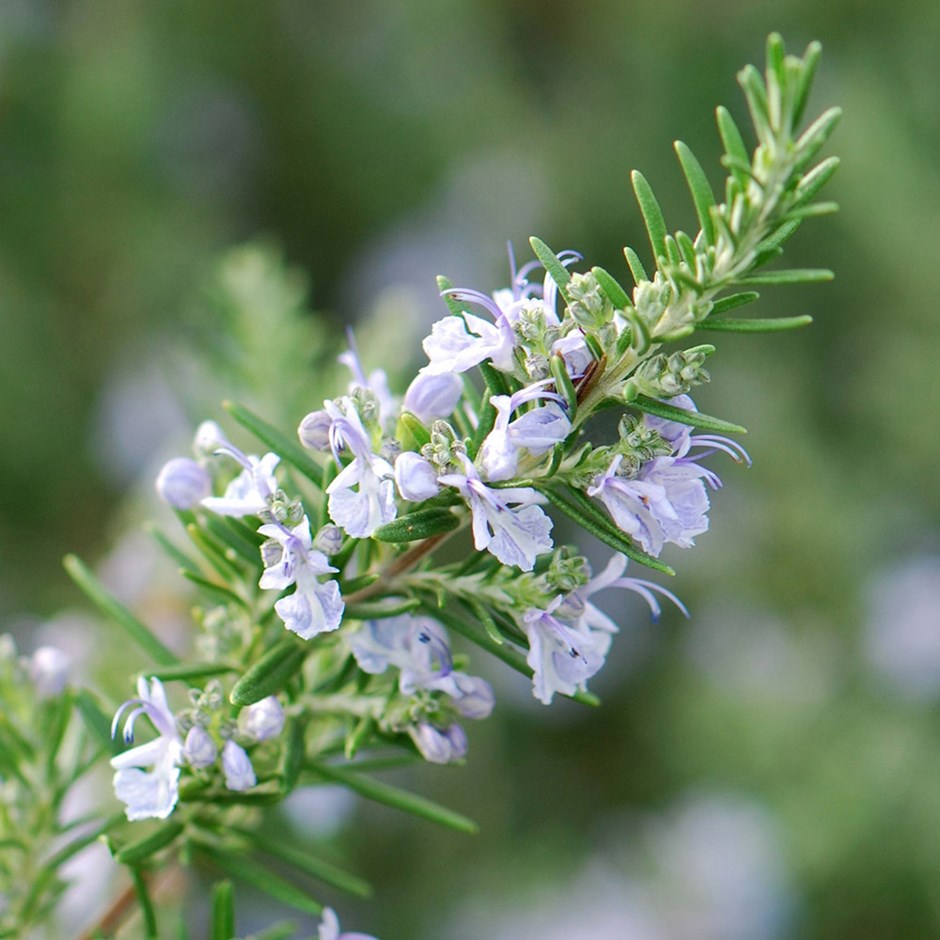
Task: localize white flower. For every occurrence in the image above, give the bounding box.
[522,597,613,705]
[318,906,378,940]
[439,456,553,571]
[258,518,345,640]
[111,677,183,821]
[322,400,397,538]
[421,310,516,374]
[221,740,256,791]
[202,452,280,517]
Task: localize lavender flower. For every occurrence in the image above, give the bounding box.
[155,457,211,510]
[202,451,281,517]
[439,455,553,571]
[318,906,378,940]
[402,370,463,423]
[240,695,286,741]
[110,677,183,821]
[221,739,256,791]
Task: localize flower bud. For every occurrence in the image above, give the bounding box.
[183,725,218,769]
[240,696,285,742]
[395,452,440,502]
[194,420,229,457]
[29,646,70,698]
[298,410,332,451]
[156,458,211,510]
[403,371,463,423]
[221,739,256,791]
[409,721,468,764]
[313,524,344,556]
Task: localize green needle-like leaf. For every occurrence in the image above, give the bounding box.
[115,821,185,866]
[131,869,158,940]
[224,400,325,490]
[716,106,751,186]
[74,689,123,755]
[540,486,675,576]
[631,171,667,265]
[529,236,573,303]
[373,508,460,543]
[623,246,649,285]
[230,639,308,707]
[697,315,813,332]
[740,268,833,286]
[591,266,632,309]
[307,761,478,834]
[674,141,716,244]
[210,881,235,940]
[198,843,323,915]
[64,555,179,666]
[344,597,423,620]
[711,291,760,314]
[632,394,747,434]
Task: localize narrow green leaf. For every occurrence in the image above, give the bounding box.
[116,821,185,866]
[146,523,202,575]
[74,689,123,755]
[373,508,460,543]
[131,869,158,939]
[64,555,178,666]
[398,412,431,450]
[339,572,380,594]
[180,570,250,609]
[540,486,675,576]
[674,141,716,244]
[142,661,237,682]
[793,155,840,205]
[739,268,833,286]
[308,761,478,834]
[201,515,264,566]
[737,64,771,143]
[591,266,631,309]
[198,843,323,915]
[529,236,573,303]
[716,106,751,184]
[623,246,648,285]
[210,881,235,940]
[711,291,759,314]
[697,315,813,333]
[224,400,325,490]
[550,354,578,416]
[184,524,241,582]
[631,171,667,265]
[254,924,298,940]
[755,218,801,255]
[632,394,746,434]
[793,106,842,168]
[238,829,372,899]
[280,716,308,790]
[344,597,422,621]
[230,639,308,707]
[792,40,822,127]
[784,201,839,220]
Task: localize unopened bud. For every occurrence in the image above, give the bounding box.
[156,458,211,510]
[298,410,332,451]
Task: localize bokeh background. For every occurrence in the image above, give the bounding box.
[2,1,940,937]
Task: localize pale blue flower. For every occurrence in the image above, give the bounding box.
[522,597,612,705]
[338,339,397,431]
[221,739,256,792]
[202,451,280,517]
[422,309,516,375]
[111,677,182,821]
[321,399,397,538]
[258,518,345,640]
[439,455,553,571]
[318,906,378,940]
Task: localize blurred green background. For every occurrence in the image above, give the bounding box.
[3,0,940,937]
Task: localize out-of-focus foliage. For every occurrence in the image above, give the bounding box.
[2,2,939,938]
